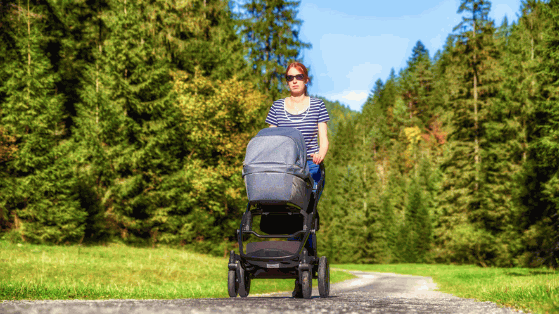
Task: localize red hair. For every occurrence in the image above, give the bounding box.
[285,62,310,95]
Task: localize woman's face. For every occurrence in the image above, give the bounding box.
[287,67,308,95]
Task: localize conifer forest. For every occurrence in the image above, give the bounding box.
[0,0,558,268]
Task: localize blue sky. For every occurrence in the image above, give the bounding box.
[296,0,522,111]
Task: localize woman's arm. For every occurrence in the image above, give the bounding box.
[269,124,277,128]
[312,122,328,164]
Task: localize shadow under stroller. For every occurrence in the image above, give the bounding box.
[227,127,330,299]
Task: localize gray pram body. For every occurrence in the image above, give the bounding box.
[227,127,330,299]
[242,127,313,210]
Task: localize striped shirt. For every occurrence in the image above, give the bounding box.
[265,97,330,158]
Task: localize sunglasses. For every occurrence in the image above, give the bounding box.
[286,74,305,82]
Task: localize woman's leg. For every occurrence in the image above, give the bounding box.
[306,160,324,256]
[293,160,322,297]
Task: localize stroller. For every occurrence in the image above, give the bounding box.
[227,127,330,299]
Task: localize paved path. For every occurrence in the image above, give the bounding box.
[0,271,528,314]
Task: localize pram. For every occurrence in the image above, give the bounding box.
[227,127,330,299]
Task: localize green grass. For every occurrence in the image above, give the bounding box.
[0,240,354,300]
[4,241,555,313]
[334,264,559,314]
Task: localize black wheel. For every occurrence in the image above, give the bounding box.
[228,269,238,298]
[237,264,251,297]
[318,256,330,297]
[301,270,312,299]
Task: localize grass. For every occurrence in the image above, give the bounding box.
[7,240,555,313]
[334,264,559,314]
[0,240,354,300]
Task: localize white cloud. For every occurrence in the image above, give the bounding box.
[342,91,369,102]
[324,90,370,111]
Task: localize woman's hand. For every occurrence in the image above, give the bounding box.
[311,122,329,164]
[310,151,325,164]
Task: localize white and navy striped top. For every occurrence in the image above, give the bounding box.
[265,97,330,158]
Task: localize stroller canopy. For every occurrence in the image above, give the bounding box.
[243,127,311,182]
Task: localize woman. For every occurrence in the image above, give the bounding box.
[265,61,330,298]
[265,61,329,191]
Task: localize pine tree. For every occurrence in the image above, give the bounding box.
[379,190,397,262]
[436,0,504,266]
[400,41,433,127]
[362,78,392,163]
[0,0,86,243]
[428,36,459,129]
[416,156,436,261]
[319,118,361,263]
[480,1,546,266]
[379,69,399,114]
[240,0,311,99]
[395,138,435,263]
[155,0,250,80]
[0,126,17,231]
[399,178,420,262]
[360,165,387,263]
[507,0,545,164]
[452,0,497,191]
[319,97,355,138]
[48,0,114,241]
[515,0,559,268]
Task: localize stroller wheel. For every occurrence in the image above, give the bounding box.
[318,256,330,297]
[301,270,312,299]
[228,268,238,297]
[237,264,251,297]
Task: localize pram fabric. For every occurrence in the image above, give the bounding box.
[243,127,312,209]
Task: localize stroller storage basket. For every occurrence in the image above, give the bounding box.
[246,241,302,258]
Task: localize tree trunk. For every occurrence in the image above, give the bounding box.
[27,0,31,105]
[473,19,479,191]
[124,0,127,117]
[96,43,100,126]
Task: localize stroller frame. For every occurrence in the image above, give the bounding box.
[228,164,329,299]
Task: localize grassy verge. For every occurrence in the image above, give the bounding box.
[334,264,559,314]
[0,241,354,300]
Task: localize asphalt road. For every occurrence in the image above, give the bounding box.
[0,271,528,314]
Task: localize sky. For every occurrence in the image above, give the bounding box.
[296,0,522,111]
